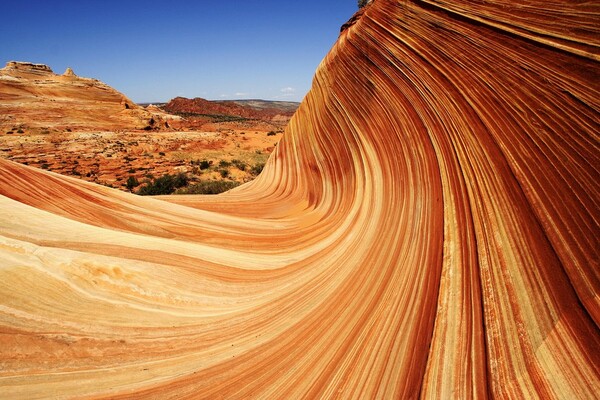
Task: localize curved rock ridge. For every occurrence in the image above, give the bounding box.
[0,0,599,398]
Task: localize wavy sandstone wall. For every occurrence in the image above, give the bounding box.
[0,0,598,398]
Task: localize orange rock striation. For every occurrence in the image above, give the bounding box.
[0,61,171,132]
[0,0,599,398]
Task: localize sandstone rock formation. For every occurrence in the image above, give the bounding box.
[0,0,598,398]
[0,61,169,132]
[63,67,76,77]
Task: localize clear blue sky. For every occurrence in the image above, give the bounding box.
[1,1,358,103]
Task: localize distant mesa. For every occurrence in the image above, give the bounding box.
[163,96,299,123]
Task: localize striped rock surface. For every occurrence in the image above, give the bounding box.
[1,0,598,398]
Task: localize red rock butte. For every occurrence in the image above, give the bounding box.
[0,0,598,398]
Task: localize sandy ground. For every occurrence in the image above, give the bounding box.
[0,122,283,191]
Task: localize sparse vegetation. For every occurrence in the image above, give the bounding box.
[192,159,212,170]
[251,162,265,176]
[171,112,251,123]
[137,173,188,195]
[126,176,139,190]
[231,159,247,171]
[358,0,370,8]
[267,131,277,136]
[175,180,240,195]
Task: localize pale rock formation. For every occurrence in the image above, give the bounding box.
[1,61,53,74]
[63,67,76,77]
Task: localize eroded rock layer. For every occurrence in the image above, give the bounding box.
[0,0,599,398]
[0,62,168,132]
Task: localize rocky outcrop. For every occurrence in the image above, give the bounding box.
[63,67,76,77]
[0,0,598,398]
[2,61,53,74]
[0,61,168,131]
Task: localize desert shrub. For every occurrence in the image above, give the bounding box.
[41,163,50,169]
[175,180,240,195]
[194,159,211,170]
[126,176,139,190]
[267,131,276,136]
[137,173,188,195]
[250,162,265,176]
[218,160,231,168]
[159,152,166,156]
[16,129,24,134]
[231,159,247,171]
[358,0,370,8]
[218,168,230,178]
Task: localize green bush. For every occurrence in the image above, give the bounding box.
[193,159,211,170]
[175,180,240,195]
[126,176,139,190]
[231,159,247,171]
[250,162,265,176]
[137,173,188,195]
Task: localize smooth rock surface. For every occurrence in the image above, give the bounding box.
[0,0,598,398]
